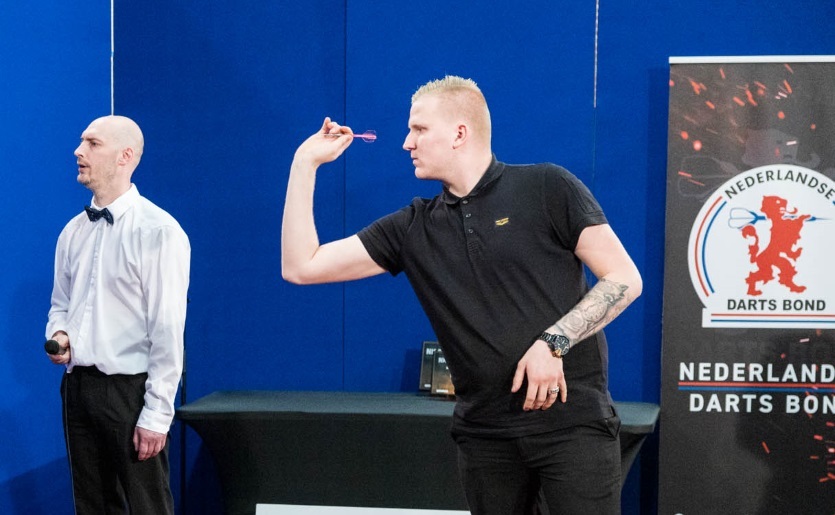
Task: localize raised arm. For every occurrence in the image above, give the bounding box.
[281,117,385,284]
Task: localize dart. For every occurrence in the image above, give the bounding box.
[727,207,827,229]
[324,130,377,143]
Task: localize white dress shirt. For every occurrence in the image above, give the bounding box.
[47,184,191,433]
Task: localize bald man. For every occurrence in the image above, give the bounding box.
[46,115,190,514]
[282,77,642,514]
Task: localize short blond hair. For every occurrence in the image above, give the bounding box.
[411,75,482,104]
[411,76,491,142]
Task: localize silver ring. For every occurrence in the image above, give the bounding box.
[548,388,559,395]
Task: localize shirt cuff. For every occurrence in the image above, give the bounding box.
[136,406,174,435]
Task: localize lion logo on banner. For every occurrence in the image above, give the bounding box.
[688,164,835,328]
[740,196,810,296]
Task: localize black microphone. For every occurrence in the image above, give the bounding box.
[44,339,67,355]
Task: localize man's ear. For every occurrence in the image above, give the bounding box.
[118,147,134,166]
[452,123,468,149]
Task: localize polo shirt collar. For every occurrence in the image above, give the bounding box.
[441,155,504,205]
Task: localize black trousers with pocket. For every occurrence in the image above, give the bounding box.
[454,415,622,515]
[61,366,174,515]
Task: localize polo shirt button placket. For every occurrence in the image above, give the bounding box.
[461,198,476,235]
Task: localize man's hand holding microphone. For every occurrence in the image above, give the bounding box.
[45,331,71,364]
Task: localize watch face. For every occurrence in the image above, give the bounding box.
[541,332,570,356]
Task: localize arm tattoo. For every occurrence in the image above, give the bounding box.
[557,278,630,344]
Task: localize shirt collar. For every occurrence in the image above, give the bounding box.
[90,184,140,222]
[441,155,504,205]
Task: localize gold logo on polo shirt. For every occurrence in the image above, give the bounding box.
[495,217,510,226]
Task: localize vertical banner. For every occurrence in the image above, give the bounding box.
[661,57,835,514]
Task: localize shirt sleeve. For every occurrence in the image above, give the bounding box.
[356,203,417,276]
[543,165,608,251]
[137,223,191,433]
[46,225,73,342]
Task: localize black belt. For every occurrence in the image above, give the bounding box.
[70,365,147,378]
[71,365,108,376]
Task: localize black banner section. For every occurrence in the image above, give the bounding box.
[660,57,835,514]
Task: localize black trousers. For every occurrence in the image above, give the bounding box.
[61,366,174,515]
[454,415,622,515]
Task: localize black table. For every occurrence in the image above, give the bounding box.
[177,391,659,515]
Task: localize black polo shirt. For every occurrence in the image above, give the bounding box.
[357,157,615,437]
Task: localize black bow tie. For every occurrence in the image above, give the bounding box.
[85,206,114,225]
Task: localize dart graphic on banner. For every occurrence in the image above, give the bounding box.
[660,57,835,514]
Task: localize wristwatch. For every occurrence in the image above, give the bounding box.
[539,331,570,358]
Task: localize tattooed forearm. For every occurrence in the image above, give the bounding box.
[556,279,631,344]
